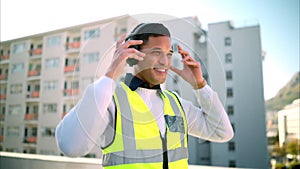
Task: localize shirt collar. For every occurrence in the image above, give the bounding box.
[124,73,161,91]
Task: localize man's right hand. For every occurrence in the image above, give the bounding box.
[105,35,145,80]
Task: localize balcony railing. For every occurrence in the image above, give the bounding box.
[0,114,4,121]
[30,91,40,98]
[29,48,42,56]
[64,65,79,73]
[25,136,37,143]
[66,42,81,50]
[0,74,7,80]
[0,94,7,100]
[24,114,38,120]
[28,70,41,77]
[61,112,67,119]
[0,54,10,61]
[63,88,79,96]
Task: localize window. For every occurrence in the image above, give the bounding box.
[225,53,232,63]
[229,160,236,167]
[83,52,99,63]
[71,81,79,89]
[41,127,55,137]
[228,142,235,151]
[44,80,58,91]
[8,105,21,115]
[225,37,231,46]
[226,71,233,80]
[227,88,233,98]
[84,28,100,40]
[227,105,234,115]
[7,126,20,137]
[12,43,26,54]
[47,35,61,47]
[12,63,24,73]
[10,84,23,94]
[45,58,59,69]
[43,103,57,113]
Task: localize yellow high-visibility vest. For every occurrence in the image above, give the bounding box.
[100,82,188,169]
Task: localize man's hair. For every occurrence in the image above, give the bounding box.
[125,23,171,50]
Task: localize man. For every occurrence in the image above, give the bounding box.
[56,23,234,169]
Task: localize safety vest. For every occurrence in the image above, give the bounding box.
[100,82,188,169]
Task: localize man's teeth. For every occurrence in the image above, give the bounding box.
[155,68,166,72]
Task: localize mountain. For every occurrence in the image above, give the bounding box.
[265,71,300,111]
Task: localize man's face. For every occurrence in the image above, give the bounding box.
[135,36,173,87]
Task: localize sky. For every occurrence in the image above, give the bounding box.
[1,0,299,100]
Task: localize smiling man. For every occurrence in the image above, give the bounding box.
[56,23,234,169]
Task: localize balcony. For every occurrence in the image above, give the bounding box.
[0,74,7,80]
[28,91,40,98]
[0,114,4,121]
[63,88,79,96]
[29,48,42,56]
[0,54,10,61]
[28,70,41,77]
[61,112,67,119]
[25,136,37,144]
[24,114,38,121]
[64,65,79,73]
[0,94,7,100]
[68,42,81,49]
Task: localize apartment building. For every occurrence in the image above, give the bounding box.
[206,21,269,168]
[0,15,133,157]
[1,14,268,168]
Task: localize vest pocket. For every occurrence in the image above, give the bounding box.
[164,115,185,133]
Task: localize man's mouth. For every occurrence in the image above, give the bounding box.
[153,68,167,73]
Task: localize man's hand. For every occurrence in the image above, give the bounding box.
[170,45,206,89]
[105,35,145,80]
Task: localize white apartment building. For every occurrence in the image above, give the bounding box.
[278,99,300,147]
[0,14,268,168]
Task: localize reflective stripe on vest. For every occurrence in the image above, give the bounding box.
[101,83,188,169]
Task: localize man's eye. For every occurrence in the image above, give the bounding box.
[151,50,162,56]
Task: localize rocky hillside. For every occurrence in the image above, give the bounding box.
[265,71,300,111]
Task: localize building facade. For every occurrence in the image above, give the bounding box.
[0,15,268,168]
[206,21,269,168]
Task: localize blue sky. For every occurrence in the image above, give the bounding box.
[1,0,299,100]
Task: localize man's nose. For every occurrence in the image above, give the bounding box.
[159,54,169,65]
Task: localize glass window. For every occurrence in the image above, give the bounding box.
[47,35,61,47]
[44,81,58,91]
[227,105,234,115]
[228,142,235,151]
[84,28,100,40]
[8,104,21,115]
[41,127,56,137]
[43,103,57,113]
[227,88,233,98]
[45,58,60,69]
[12,43,26,54]
[226,71,233,80]
[10,84,23,94]
[225,37,231,46]
[12,63,24,73]
[83,52,99,63]
[225,53,232,63]
[229,160,236,167]
[7,126,20,136]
